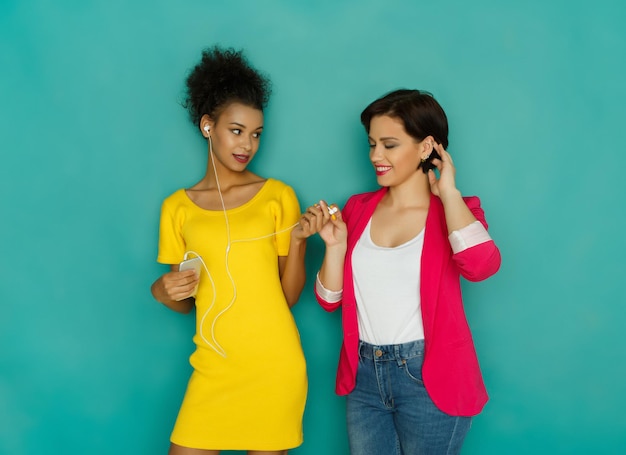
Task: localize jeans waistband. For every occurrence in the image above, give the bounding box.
[358,339,425,361]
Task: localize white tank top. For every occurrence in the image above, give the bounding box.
[352,219,425,345]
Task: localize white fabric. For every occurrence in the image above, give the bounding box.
[352,220,425,345]
[315,272,343,303]
[448,220,492,254]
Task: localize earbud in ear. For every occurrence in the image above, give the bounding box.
[204,125,210,134]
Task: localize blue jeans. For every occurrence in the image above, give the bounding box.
[346,340,471,455]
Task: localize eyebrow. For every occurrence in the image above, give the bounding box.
[369,136,399,141]
[229,122,264,130]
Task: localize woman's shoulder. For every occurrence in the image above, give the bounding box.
[160,189,200,216]
[161,188,189,206]
[261,178,297,199]
[264,177,288,190]
[345,187,386,207]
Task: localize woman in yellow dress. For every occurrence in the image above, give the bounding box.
[150,46,318,455]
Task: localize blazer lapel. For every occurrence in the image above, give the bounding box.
[347,188,387,253]
[420,194,447,339]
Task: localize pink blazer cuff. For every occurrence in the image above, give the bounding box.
[315,272,343,303]
[448,221,492,254]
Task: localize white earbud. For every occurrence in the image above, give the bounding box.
[204,125,210,134]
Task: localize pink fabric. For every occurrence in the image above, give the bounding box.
[315,188,501,417]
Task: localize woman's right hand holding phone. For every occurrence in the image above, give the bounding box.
[151,268,199,312]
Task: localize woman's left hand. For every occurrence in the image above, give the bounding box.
[292,203,328,240]
[428,143,459,199]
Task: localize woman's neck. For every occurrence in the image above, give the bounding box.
[384,172,431,208]
[201,156,258,191]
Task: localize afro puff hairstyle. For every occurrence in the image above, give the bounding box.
[183,46,272,128]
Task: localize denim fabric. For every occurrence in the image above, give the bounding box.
[346,340,471,455]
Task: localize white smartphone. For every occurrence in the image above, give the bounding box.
[178,256,202,298]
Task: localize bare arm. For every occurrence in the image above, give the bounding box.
[278,237,307,308]
[428,144,478,233]
[317,200,348,291]
[279,199,344,307]
[440,190,478,234]
[150,265,198,314]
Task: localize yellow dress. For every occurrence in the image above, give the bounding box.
[157,178,307,450]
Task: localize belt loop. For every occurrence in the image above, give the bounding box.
[393,344,401,366]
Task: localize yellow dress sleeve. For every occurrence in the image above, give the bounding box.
[275,184,301,257]
[157,191,186,264]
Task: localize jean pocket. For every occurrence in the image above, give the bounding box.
[401,356,424,385]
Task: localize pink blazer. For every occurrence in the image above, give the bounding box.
[315,187,501,417]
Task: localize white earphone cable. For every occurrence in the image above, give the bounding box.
[191,134,298,357]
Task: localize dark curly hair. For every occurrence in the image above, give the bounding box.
[183,46,272,128]
[360,89,449,149]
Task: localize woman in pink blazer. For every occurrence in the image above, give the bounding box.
[307,89,501,454]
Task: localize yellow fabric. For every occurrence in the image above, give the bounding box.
[157,178,307,450]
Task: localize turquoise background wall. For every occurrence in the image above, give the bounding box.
[1,0,625,454]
